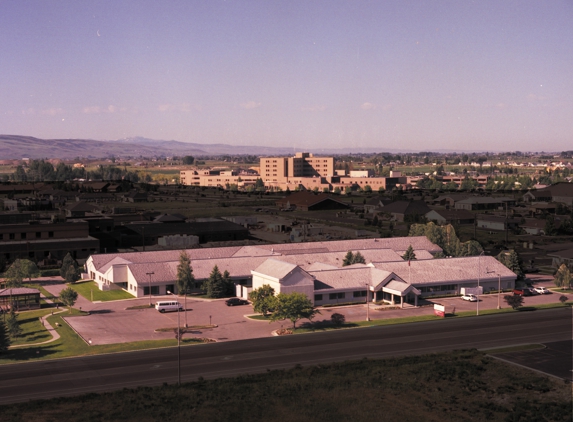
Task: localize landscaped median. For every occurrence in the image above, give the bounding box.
[247,301,572,334]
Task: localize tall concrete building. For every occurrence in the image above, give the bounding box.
[260,152,335,184]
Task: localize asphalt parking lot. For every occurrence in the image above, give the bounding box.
[41,279,571,347]
[491,340,573,381]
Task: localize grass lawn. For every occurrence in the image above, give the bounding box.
[68,281,135,302]
[7,308,55,346]
[293,302,571,333]
[0,349,570,421]
[246,314,272,321]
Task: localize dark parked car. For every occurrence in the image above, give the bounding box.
[513,288,533,296]
[225,298,249,306]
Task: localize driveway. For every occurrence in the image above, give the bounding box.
[38,281,570,346]
[41,283,286,345]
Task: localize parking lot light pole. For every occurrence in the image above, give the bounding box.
[497,273,501,309]
[365,283,370,322]
[167,290,181,386]
[146,272,154,306]
[477,251,484,316]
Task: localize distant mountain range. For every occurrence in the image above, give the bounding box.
[0,135,297,159]
[0,134,535,159]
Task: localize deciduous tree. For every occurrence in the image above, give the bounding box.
[249,285,276,317]
[504,294,523,310]
[270,292,320,329]
[59,287,78,313]
[553,264,572,290]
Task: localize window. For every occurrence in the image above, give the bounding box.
[0,234,3,240]
[36,232,41,238]
[314,294,323,301]
[21,233,26,239]
[353,290,367,298]
[143,286,150,295]
[329,292,345,300]
[9,233,15,240]
[48,231,54,238]
[151,286,159,295]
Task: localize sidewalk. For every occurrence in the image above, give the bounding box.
[9,291,67,349]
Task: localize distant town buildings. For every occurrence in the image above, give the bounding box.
[180,152,409,192]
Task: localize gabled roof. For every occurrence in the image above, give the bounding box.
[0,287,40,297]
[251,258,299,280]
[373,256,516,285]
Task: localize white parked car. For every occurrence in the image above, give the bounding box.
[533,286,549,294]
[461,294,478,302]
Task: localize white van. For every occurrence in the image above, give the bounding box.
[155,301,183,313]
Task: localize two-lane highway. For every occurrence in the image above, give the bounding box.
[0,308,570,405]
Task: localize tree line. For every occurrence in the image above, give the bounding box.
[5,160,142,183]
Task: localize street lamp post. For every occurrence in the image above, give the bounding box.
[497,273,501,309]
[146,271,154,306]
[365,283,370,322]
[167,290,181,386]
[477,251,485,316]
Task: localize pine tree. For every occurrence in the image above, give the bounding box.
[497,250,525,281]
[342,251,354,266]
[176,252,195,295]
[0,320,10,352]
[60,253,79,279]
[353,252,366,264]
[64,266,80,284]
[402,245,416,261]
[222,270,234,296]
[6,309,22,338]
[203,265,226,298]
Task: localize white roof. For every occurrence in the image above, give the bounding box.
[251,259,299,280]
[373,256,516,285]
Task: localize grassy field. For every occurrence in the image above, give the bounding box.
[0,349,570,422]
[7,308,55,346]
[69,281,135,302]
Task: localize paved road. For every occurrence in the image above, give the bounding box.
[0,308,570,405]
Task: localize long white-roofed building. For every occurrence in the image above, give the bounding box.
[84,236,516,306]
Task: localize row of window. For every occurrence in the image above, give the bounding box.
[0,232,54,240]
[314,290,367,301]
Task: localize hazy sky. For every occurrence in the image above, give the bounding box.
[1,1,572,152]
